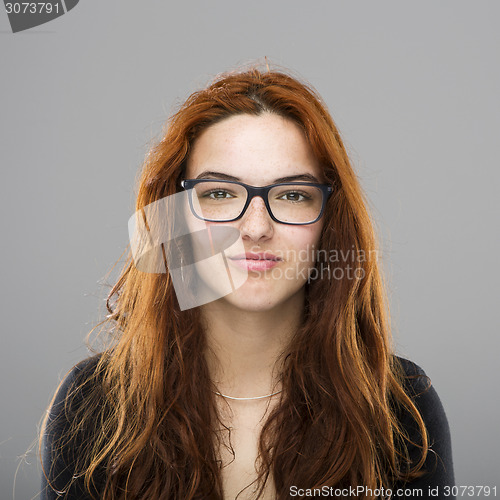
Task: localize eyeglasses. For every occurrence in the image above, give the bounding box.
[181,179,333,225]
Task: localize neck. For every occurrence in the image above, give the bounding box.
[201,291,304,399]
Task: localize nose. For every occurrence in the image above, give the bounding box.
[238,196,274,241]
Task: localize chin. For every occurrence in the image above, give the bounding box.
[220,295,279,312]
[220,280,305,312]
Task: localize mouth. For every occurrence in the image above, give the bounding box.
[228,252,282,261]
[227,252,283,271]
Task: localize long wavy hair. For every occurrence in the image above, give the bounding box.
[40,61,428,499]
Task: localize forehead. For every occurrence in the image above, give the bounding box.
[185,113,324,184]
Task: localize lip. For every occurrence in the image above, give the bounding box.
[230,252,281,261]
[227,252,282,271]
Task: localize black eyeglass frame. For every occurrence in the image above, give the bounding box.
[180,178,334,226]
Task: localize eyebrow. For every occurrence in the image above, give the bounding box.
[194,170,321,183]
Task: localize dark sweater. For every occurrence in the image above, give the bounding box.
[40,355,455,499]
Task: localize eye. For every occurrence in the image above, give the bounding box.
[277,190,311,202]
[203,189,235,200]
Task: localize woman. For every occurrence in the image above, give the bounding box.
[40,63,454,499]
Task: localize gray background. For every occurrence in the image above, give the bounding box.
[1,1,498,498]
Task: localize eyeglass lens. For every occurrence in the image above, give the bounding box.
[190,181,324,223]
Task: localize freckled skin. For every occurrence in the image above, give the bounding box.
[185,113,325,313]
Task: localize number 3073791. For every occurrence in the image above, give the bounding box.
[444,486,497,497]
[5,3,61,14]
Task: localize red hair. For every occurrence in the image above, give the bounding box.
[40,61,428,499]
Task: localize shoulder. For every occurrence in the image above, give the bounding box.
[44,352,107,436]
[394,356,432,397]
[59,353,103,389]
[392,355,455,491]
[58,353,103,387]
[41,353,106,499]
[47,354,104,419]
[394,356,449,431]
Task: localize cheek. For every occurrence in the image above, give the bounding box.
[286,223,323,252]
[279,224,323,273]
